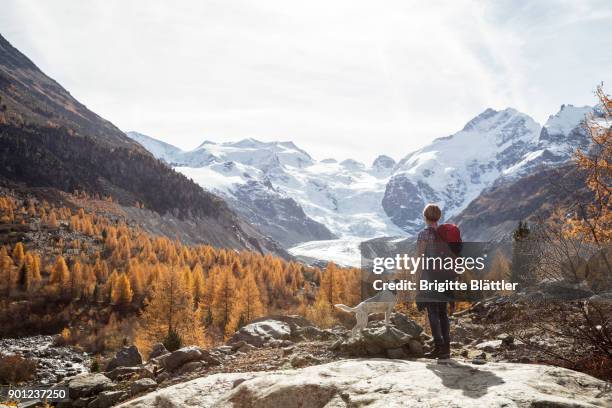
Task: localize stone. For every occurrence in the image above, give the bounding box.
[290,354,320,368]
[116,359,612,407]
[228,319,291,347]
[131,378,157,395]
[230,341,247,351]
[390,313,423,337]
[68,373,113,399]
[106,366,154,381]
[386,347,407,359]
[160,346,205,372]
[106,346,142,371]
[178,361,204,375]
[282,346,295,356]
[406,339,424,356]
[237,343,256,354]
[496,333,514,345]
[148,343,169,360]
[475,340,503,352]
[87,390,126,408]
[156,372,170,383]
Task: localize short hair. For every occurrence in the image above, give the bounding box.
[423,204,441,222]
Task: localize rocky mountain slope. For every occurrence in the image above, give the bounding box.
[384,105,593,235]
[0,34,286,256]
[450,164,592,241]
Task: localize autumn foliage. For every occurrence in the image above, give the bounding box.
[0,190,361,354]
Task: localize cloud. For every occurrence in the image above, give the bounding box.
[1,0,611,162]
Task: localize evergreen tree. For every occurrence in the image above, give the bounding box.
[136,268,204,354]
[111,273,133,305]
[18,262,30,291]
[510,221,534,287]
[50,256,70,289]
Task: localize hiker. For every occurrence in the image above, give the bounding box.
[416,203,462,359]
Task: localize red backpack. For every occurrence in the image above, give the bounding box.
[437,223,462,255]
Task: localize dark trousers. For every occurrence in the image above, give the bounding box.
[426,302,450,346]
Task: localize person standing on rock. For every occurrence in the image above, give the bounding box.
[415,203,453,359]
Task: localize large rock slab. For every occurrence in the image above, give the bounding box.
[338,326,419,357]
[117,359,611,407]
[67,373,113,399]
[159,346,205,372]
[228,319,291,347]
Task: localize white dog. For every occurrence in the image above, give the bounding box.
[335,290,398,337]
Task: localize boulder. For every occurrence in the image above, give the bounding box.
[178,361,204,375]
[289,354,320,368]
[390,313,423,337]
[386,347,407,359]
[475,340,503,352]
[148,343,169,360]
[340,326,416,357]
[496,333,514,346]
[106,366,154,381]
[237,343,256,354]
[160,346,205,372]
[228,319,291,347]
[68,373,113,399]
[116,359,611,407]
[407,339,424,356]
[106,346,142,371]
[88,390,126,408]
[131,378,157,395]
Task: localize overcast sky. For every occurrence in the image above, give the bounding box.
[2,0,611,163]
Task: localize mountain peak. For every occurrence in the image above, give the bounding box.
[372,155,396,169]
[544,105,591,136]
[462,107,524,132]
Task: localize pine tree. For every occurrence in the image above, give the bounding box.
[50,256,70,289]
[111,273,133,305]
[192,263,205,307]
[12,242,25,265]
[136,268,204,354]
[18,262,30,291]
[1,249,15,297]
[227,269,264,335]
[211,266,237,334]
[510,221,534,287]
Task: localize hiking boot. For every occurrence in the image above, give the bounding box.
[437,343,451,359]
[424,344,442,359]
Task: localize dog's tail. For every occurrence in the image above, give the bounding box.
[334,304,356,313]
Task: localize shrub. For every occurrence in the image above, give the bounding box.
[163,328,182,352]
[90,356,101,373]
[0,355,37,384]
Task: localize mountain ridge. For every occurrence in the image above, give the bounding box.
[0,33,288,257]
[128,102,591,252]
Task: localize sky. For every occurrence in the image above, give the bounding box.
[2,0,611,163]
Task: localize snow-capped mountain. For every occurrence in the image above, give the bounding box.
[125,133,405,248]
[382,105,592,234]
[127,103,591,264]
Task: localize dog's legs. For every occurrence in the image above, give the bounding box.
[384,309,390,326]
[352,308,367,337]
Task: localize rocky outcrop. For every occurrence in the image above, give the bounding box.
[117,359,611,407]
[67,373,113,400]
[105,345,142,371]
[331,316,426,359]
[228,318,292,347]
[158,346,220,372]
